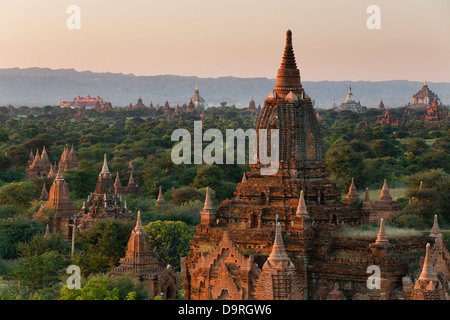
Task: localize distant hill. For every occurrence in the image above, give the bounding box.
[0,67,449,109]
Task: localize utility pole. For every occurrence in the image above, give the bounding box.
[67,215,78,258]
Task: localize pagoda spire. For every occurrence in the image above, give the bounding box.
[264,222,293,270]
[115,171,122,186]
[241,172,247,183]
[379,179,391,200]
[430,215,441,238]
[343,177,359,203]
[375,218,388,245]
[203,187,213,210]
[274,29,302,99]
[135,210,144,231]
[418,243,438,283]
[296,190,308,216]
[101,153,110,175]
[200,187,216,226]
[362,187,373,212]
[156,186,166,206]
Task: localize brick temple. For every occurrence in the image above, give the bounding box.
[110,211,178,299]
[180,30,450,300]
[76,154,132,230]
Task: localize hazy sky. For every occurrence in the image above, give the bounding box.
[0,0,449,81]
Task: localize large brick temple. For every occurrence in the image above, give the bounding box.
[180,30,450,300]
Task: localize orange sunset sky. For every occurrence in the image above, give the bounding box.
[0,0,449,82]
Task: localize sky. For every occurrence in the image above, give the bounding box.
[0,0,449,82]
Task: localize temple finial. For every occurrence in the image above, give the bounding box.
[418,243,438,283]
[101,153,110,174]
[274,29,302,98]
[203,187,213,210]
[296,190,308,216]
[375,218,388,244]
[430,215,441,238]
[135,210,143,230]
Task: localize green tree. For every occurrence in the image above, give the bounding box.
[325,142,364,191]
[73,219,134,275]
[144,220,194,271]
[0,219,44,259]
[13,250,69,290]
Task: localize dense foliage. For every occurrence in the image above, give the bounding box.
[0,103,448,299]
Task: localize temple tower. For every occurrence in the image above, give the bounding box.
[343,178,359,203]
[110,211,178,299]
[76,154,131,230]
[35,164,78,238]
[181,30,361,301]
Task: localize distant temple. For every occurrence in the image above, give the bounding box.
[76,154,132,231]
[190,84,205,108]
[376,107,400,126]
[26,146,52,179]
[422,97,449,122]
[26,145,78,179]
[360,179,401,222]
[60,95,111,110]
[410,80,441,109]
[59,145,79,171]
[34,164,78,239]
[110,211,178,299]
[336,87,364,113]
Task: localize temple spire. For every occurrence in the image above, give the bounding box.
[343,177,359,203]
[430,215,441,238]
[135,210,144,231]
[203,187,213,210]
[296,190,308,216]
[375,218,388,244]
[101,153,110,175]
[274,29,302,99]
[156,186,166,206]
[264,222,293,270]
[418,243,438,283]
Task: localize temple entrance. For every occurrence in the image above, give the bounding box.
[218,289,230,300]
[259,192,267,205]
[166,284,175,299]
[332,214,338,225]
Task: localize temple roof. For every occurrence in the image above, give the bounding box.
[273,30,303,99]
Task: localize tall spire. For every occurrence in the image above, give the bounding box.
[418,243,438,283]
[379,179,392,200]
[375,218,388,245]
[203,187,213,210]
[296,190,308,216]
[264,222,294,270]
[135,210,144,231]
[101,153,110,175]
[156,186,166,206]
[430,215,441,238]
[343,177,359,203]
[274,29,302,99]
